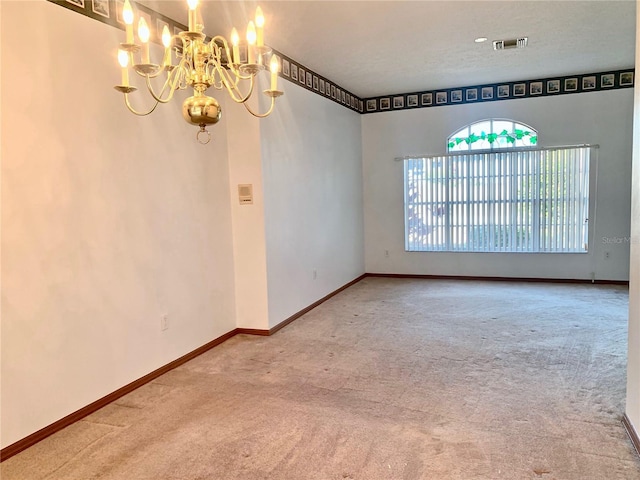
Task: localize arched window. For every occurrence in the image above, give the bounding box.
[447,119,537,151]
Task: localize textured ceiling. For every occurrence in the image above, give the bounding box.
[140,0,636,98]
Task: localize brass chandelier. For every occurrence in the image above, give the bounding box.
[114,0,283,143]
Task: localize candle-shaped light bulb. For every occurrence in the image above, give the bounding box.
[162,25,172,67]
[138,17,150,64]
[123,0,134,44]
[138,18,150,42]
[246,21,256,64]
[269,54,279,91]
[187,0,198,31]
[230,27,240,64]
[255,6,264,47]
[162,25,171,48]
[118,49,130,86]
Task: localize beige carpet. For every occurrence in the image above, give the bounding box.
[2,278,640,479]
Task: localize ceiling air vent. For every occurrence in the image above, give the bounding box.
[493,37,528,50]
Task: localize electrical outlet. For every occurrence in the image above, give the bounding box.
[604,251,611,259]
[161,314,169,331]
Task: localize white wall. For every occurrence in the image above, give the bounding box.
[261,81,365,327]
[225,94,270,331]
[625,3,640,440]
[1,1,236,448]
[362,90,634,281]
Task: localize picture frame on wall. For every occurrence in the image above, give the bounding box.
[66,0,85,7]
[601,74,615,87]
[367,99,377,111]
[313,75,319,90]
[306,72,313,88]
[319,79,325,94]
[421,93,433,106]
[291,63,298,81]
[564,78,578,92]
[436,92,447,104]
[341,91,346,103]
[115,0,125,23]
[451,90,462,102]
[497,85,509,98]
[380,98,391,110]
[407,95,418,107]
[513,83,526,96]
[92,0,110,18]
[530,82,543,95]
[282,59,290,77]
[547,79,560,93]
[466,89,478,101]
[620,72,634,86]
[582,76,596,90]
[481,87,493,99]
[393,96,404,108]
[298,68,305,84]
[331,85,336,99]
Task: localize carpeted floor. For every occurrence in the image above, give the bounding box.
[2,278,640,479]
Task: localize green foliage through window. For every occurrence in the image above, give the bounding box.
[448,129,538,149]
[447,119,538,152]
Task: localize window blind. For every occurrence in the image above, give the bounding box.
[404,146,592,253]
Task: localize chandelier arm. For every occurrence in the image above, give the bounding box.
[209,75,225,91]
[209,35,236,71]
[220,69,256,104]
[144,67,184,104]
[213,55,254,82]
[176,64,191,90]
[123,93,160,116]
[207,36,251,79]
[242,95,276,118]
[215,66,241,94]
[172,37,190,89]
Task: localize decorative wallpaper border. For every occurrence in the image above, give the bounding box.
[276,54,364,113]
[362,69,635,114]
[49,1,633,117]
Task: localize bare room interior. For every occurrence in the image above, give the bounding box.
[2,0,640,478]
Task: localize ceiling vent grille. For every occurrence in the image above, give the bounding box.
[493,37,528,50]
